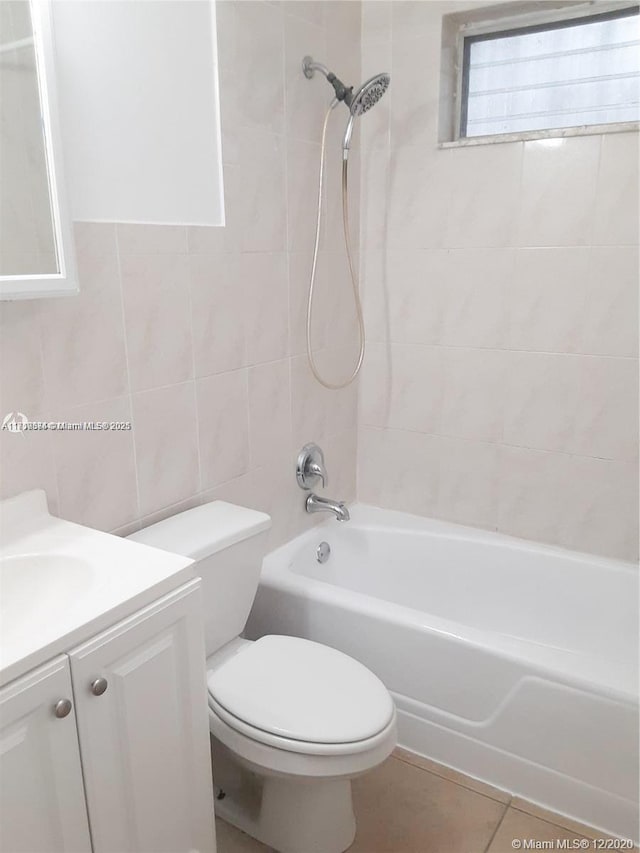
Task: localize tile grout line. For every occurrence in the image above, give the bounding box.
[33,290,62,516]
[482,799,512,853]
[358,423,638,465]
[391,751,623,846]
[391,752,510,807]
[507,801,624,844]
[185,260,203,499]
[114,225,142,524]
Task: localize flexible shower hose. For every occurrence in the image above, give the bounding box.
[306,102,366,390]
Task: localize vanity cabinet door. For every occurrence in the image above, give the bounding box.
[0,656,92,853]
[68,580,216,853]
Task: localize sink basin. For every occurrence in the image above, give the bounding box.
[0,489,194,686]
[0,554,93,637]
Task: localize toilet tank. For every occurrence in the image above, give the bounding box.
[128,501,271,656]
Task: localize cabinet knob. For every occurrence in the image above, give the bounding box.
[54,698,72,718]
[91,677,108,696]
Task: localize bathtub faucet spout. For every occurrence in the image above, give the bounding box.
[306,493,350,522]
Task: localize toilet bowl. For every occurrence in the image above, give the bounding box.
[128,501,397,853]
[206,635,396,852]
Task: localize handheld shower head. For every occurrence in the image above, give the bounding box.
[343,72,390,156]
[303,59,390,390]
[350,73,390,117]
[302,57,390,157]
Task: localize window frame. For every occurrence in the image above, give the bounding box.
[454,2,640,143]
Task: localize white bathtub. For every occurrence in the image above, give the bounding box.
[246,504,639,841]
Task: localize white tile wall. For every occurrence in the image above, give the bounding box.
[358,0,639,561]
[1,0,636,563]
[0,0,360,549]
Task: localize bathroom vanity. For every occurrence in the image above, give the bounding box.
[0,491,216,853]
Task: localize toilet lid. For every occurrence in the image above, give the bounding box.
[207,635,395,745]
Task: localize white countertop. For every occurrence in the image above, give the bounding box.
[0,491,194,687]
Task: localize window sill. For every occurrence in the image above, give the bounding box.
[439,121,640,149]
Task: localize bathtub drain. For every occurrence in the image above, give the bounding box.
[316,542,331,564]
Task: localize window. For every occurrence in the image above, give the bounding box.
[460,6,640,139]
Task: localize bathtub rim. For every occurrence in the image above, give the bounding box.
[280,503,638,573]
[260,504,639,706]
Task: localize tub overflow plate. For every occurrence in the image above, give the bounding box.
[316,541,331,564]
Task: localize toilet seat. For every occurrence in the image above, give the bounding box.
[207,635,395,750]
[208,693,396,757]
[208,697,397,778]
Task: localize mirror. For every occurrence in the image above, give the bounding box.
[0,0,77,299]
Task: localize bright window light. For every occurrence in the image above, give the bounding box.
[461,7,640,138]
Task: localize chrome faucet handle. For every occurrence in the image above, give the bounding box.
[307,461,326,486]
[296,443,328,490]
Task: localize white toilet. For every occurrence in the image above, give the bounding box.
[129,500,397,853]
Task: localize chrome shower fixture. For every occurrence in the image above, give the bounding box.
[302,56,390,156]
[302,55,390,391]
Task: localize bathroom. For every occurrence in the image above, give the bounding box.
[0,0,638,851]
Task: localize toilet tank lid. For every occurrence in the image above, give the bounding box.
[127,501,271,560]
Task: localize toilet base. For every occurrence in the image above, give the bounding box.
[212,739,357,853]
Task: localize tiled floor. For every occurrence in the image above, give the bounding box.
[215,747,622,853]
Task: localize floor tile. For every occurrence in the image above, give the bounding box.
[215,818,273,853]
[510,797,615,841]
[393,747,511,805]
[215,755,632,853]
[350,755,507,853]
[486,808,586,853]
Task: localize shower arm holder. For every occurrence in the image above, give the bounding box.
[302,56,353,106]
